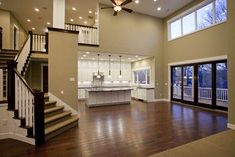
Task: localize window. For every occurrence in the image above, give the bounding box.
[168,0,227,40]
[133,69,150,85]
[170,19,182,39]
[183,12,196,35]
[197,3,213,29]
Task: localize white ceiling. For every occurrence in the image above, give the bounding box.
[99,0,195,18]
[78,51,151,63]
[0,0,194,33]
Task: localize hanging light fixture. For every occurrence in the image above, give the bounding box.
[119,56,123,78]
[108,55,112,78]
[97,54,101,79]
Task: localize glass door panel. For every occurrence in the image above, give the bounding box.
[183,66,194,101]
[216,62,228,107]
[198,64,212,105]
[172,67,182,99]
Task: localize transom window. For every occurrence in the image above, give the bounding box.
[133,69,150,85]
[168,0,227,40]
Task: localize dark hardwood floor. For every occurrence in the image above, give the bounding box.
[0,100,227,157]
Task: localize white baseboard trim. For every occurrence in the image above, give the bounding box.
[0,132,35,145]
[48,93,78,115]
[152,99,170,102]
[227,123,235,130]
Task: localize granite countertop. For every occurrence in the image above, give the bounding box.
[86,87,133,92]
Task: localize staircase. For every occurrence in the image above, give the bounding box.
[44,94,79,141]
[0,49,18,101]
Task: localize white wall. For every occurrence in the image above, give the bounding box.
[78,60,131,83]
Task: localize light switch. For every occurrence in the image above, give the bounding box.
[69,77,75,81]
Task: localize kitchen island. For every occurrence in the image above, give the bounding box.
[85,87,132,107]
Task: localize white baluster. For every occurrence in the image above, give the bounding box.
[0,69,3,101]
[15,75,18,110]
[18,80,22,118]
[25,90,29,126]
[22,84,26,118]
[29,93,33,127]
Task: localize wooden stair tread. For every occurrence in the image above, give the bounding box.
[45,111,72,124]
[44,106,64,114]
[45,101,57,106]
[45,116,79,135]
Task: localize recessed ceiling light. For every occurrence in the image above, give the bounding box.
[153,0,157,2]
[128,58,131,60]
[134,0,140,4]
[79,16,83,20]
[32,27,35,30]
[83,54,87,57]
[72,7,76,11]
[47,22,51,25]
[27,19,31,22]
[84,21,87,24]
[81,57,84,59]
[138,58,142,60]
[70,18,74,22]
[0,2,2,5]
[86,52,90,54]
[157,7,161,11]
[34,8,40,12]
[88,10,92,14]
[135,55,138,58]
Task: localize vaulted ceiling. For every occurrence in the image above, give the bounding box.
[0,0,194,33]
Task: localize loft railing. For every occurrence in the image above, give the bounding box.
[8,61,45,146]
[30,32,48,53]
[65,23,99,46]
[173,86,228,102]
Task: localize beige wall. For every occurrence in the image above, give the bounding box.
[228,0,235,125]
[0,9,27,50]
[48,30,78,110]
[162,0,228,99]
[79,5,164,99]
[25,61,48,91]
[131,57,155,86]
[0,9,10,49]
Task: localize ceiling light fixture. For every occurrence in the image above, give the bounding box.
[114,5,122,12]
[0,2,2,5]
[89,10,92,14]
[79,16,83,20]
[135,55,138,58]
[108,55,112,78]
[86,51,90,54]
[72,7,76,11]
[134,0,140,4]
[97,54,101,79]
[47,22,51,25]
[84,21,87,24]
[27,19,31,22]
[153,0,157,2]
[70,18,74,22]
[119,56,123,78]
[157,7,161,11]
[34,8,40,12]
[32,27,35,30]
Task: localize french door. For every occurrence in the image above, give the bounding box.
[171,60,227,111]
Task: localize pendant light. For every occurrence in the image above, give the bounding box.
[108,55,112,78]
[97,54,101,79]
[119,56,123,78]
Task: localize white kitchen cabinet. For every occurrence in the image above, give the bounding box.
[78,89,86,100]
[131,87,155,102]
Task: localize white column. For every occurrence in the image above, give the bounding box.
[53,0,65,29]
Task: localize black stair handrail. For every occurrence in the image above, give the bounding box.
[7,60,45,146]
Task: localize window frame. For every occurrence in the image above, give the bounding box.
[168,0,227,41]
[132,67,151,85]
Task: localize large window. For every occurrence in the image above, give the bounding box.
[133,69,150,85]
[169,0,227,40]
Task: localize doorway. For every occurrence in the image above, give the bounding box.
[13,25,19,50]
[41,64,48,93]
[171,60,228,111]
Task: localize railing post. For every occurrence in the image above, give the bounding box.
[7,60,17,110]
[34,90,45,146]
[45,33,48,53]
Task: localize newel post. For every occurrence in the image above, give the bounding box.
[7,60,17,110]
[34,90,45,146]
